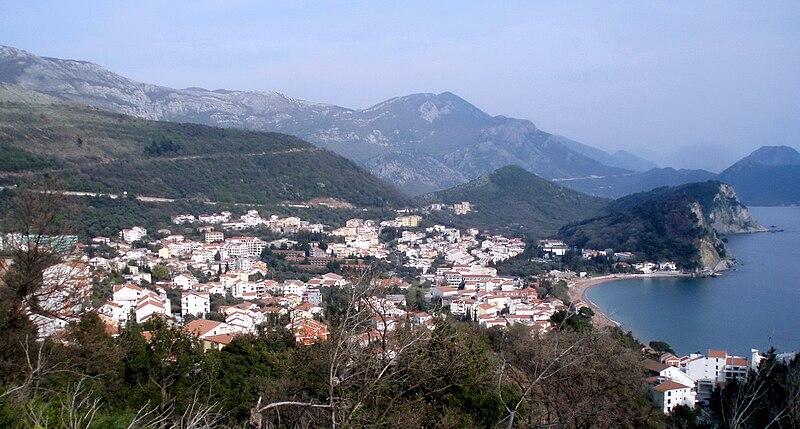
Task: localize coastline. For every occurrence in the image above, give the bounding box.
[568,272,690,329]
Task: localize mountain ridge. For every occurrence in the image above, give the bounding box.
[0,45,640,195]
[0,82,409,208]
[717,146,800,206]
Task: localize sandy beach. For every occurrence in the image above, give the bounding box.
[568,272,689,329]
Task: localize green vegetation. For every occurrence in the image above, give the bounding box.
[417,165,609,239]
[0,146,60,171]
[143,137,182,156]
[558,183,731,269]
[0,84,409,208]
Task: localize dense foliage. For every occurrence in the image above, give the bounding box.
[417,165,609,239]
[558,184,728,268]
[0,85,409,208]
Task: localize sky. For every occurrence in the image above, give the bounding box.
[2,1,799,172]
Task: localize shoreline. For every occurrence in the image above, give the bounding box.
[568,272,690,329]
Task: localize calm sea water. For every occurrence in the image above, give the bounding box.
[586,207,800,357]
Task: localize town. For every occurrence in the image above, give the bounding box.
[0,200,776,421]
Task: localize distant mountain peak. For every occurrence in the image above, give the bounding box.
[717,145,800,206]
[742,145,800,167]
[363,91,489,122]
[0,45,643,195]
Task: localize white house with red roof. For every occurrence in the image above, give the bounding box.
[287,319,330,345]
[135,293,168,323]
[112,283,145,310]
[173,273,197,290]
[99,300,129,325]
[225,310,261,334]
[647,379,695,414]
[181,291,210,317]
[185,319,234,339]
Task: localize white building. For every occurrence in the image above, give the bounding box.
[649,380,696,414]
[181,291,210,317]
[121,226,147,244]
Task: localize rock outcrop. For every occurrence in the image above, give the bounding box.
[707,184,767,234]
[559,181,764,272]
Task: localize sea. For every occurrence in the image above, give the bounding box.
[586,206,800,357]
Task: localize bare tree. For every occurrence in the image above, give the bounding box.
[253,268,444,428]
[0,181,83,401]
[493,325,659,429]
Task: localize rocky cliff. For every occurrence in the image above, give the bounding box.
[559,181,764,272]
[706,184,767,234]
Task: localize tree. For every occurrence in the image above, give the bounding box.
[253,270,501,428]
[151,264,171,282]
[492,325,660,428]
[0,182,80,395]
[649,340,676,355]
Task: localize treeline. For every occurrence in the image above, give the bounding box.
[0,312,663,428]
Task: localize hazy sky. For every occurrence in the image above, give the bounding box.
[2,1,799,172]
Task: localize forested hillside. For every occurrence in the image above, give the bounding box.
[0,83,409,208]
[418,165,609,238]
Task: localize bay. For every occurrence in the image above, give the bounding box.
[586,206,800,357]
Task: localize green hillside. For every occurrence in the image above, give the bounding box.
[0,83,409,208]
[417,165,609,238]
[557,181,740,269]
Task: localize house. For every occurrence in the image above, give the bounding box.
[681,349,750,403]
[203,333,237,351]
[225,309,262,334]
[121,226,147,244]
[647,379,696,414]
[287,319,330,345]
[181,291,210,317]
[99,300,129,325]
[135,295,168,323]
[292,302,323,321]
[112,283,145,311]
[431,286,459,300]
[642,360,697,391]
[478,315,507,329]
[660,353,681,367]
[205,231,224,243]
[173,273,197,290]
[185,319,234,339]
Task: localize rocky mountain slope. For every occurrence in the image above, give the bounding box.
[717,146,800,206]
[0,83,409,208]
[417,165,609,238]
[558,181,764,271]
[0,45,633,195]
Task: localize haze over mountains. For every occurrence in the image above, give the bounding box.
[0,45,646,195]
[0,45,796,205]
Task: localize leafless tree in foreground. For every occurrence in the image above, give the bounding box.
[494,324,660,429]
[0,181,83,403]
[252,268,464,428]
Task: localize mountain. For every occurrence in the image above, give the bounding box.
[717,146,800,206]
[0,45,630,195]
[557,167,717,199]
[553,135,658,172]
[417,165,609,238]
[558,181,765,271]
[0,83,409,208]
